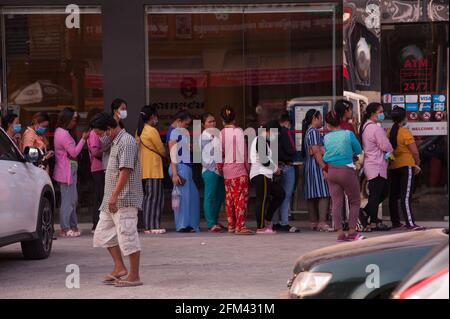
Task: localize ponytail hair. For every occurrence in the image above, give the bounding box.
[359,102,382,137]
[334,99,352,122]
[137,105,158,137]
[389,106,407,150]
[220,106,236,124]
[301,109,321,157]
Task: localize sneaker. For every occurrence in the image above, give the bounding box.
[406,225,426,231]
[391,223,405,229]
[256,228,277,234]
[371,223,391,231]
[346,233,366,241]
[358,208,369,228]
[272,223,282,231]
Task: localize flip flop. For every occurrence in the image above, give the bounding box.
[102,274,126,285]
[114,280,144,288]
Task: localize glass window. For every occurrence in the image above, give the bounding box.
[1,6,103,213]
[146,4,340,131]
[2,6,103,131]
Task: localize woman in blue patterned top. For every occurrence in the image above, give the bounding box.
[167,110,200,233]
[301,109,331,232]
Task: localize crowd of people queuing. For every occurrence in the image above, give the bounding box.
[1,98,426,244]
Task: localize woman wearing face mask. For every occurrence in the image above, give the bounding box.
[100,98,128,170]
[200,112,226,233]
[387,107,425,231]
[167,110,200,232]
[301,109,332,232]
[54,107,90,237]
[2,113,22,147]
[359,102,393,232]
[22,112,50,151]
[137,105,167,235]
[22,112,53,172]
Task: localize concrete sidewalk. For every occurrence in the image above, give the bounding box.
[0,221,447,299]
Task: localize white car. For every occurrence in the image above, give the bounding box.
[0,127,55,259]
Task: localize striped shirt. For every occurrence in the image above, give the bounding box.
[303,127,330,199]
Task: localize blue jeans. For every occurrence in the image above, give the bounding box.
[272,165,295,225]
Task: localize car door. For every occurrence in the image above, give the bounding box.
[0,130,38,238]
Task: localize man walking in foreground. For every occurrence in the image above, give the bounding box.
[90,112,144,287]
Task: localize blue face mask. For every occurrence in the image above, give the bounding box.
[377,113,385,122]
[35,127,47,135]
[12,124,22,134]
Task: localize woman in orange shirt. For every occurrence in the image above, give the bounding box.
[22,112,53,171]
[22,112,50,152]
[388,106,424,231]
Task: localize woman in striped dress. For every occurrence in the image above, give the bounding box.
[302,109,331,231]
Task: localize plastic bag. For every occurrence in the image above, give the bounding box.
[172,186,181,213]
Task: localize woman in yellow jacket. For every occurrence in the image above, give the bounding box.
[136,105,166,234]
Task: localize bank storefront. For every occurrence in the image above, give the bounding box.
[0,1,448,220]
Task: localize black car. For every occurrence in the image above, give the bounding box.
[287,229,448,299]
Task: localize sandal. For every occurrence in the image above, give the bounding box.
[114,280,144,288]
[235,227,254,235]
[228,228,236,233]
[71,228,82,237]
[102,273,127,285]
[371,223,391,232]
[151,229,166,234]
[208,225,224,233]
[317,223,333,232]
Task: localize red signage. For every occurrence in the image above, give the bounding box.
[400,58,432,93]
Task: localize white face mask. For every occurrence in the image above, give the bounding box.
[119,110,127,120]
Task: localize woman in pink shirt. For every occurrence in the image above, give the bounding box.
[218,106,254,235]
[87,110,105,233]
[54,108,89,237]
[360,102,393,232]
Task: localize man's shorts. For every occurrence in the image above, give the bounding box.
[93,207,141,256]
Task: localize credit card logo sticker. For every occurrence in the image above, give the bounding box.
[419,95,431,103]
[433,103,445,111]
[419,103,432,111]
[392,95,405,103]
[406,95,418,103]
[432,95,446,103]
[406,103,419,112]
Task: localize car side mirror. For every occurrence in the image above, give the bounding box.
[23,147,42,163]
